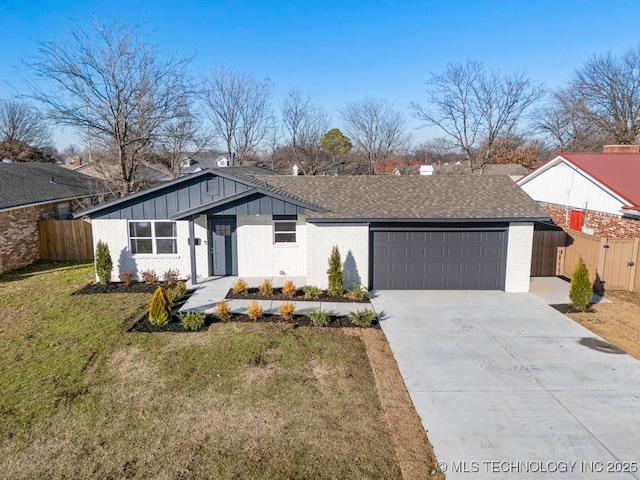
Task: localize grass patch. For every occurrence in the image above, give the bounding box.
[0,261,400,479]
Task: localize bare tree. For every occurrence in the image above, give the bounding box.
[281,90,331,175]
[27,20,193,194]
[0,99,52,147]
[340,97,408,174]
[412,60,544,172]
[202,67,272,165]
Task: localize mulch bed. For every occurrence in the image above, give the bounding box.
[129,313,380,333]
[73,281,170,295]
[551,304,595,314]
[226,288,369,303]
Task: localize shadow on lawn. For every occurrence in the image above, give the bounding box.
[0,260,92,283]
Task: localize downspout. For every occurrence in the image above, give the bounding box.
[189,219,197,286]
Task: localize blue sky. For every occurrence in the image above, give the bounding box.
[2,0,640,149]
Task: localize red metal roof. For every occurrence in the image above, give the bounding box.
[372,158,422,175]
[558,152,640,208]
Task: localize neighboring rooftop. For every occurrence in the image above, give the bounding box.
[72,161,173,186]
[0,162,101,211]
[258,175,549,221]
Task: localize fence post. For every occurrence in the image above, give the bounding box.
[629,238,640,292]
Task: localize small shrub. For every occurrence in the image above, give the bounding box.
[258,278,274,297]
[327,245,344,296]
[279,302,295,321]
[141,269,158,285]
[118,270,135,287]
[149,287,170,326]
[308,309,331,327]
[349,309,376,328]
[167,280,187,304]
[163,269,180,286]
[282,280,297,299]
[247,301,264,321]
[95,241,113,284]
[302,285,323,300]
[344,284,369,301]
[570,257,592,312]
[179,311,206,331]
[214,301,233,322]
[232,279,249,295]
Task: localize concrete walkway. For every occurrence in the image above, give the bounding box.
[371,290,640,479]
[180,276,372,315]
[529,276,610,305]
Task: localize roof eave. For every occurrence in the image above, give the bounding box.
[305,216,551,223]
[1,194,95,213]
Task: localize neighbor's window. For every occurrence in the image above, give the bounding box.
[129,221,177,254]
[273,215,297,243]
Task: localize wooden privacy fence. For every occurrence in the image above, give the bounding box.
[532,224,640,293]
[38,220,94,261]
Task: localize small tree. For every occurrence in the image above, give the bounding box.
[149,287,171,326]
[569,257,592,312]
[95,241,113,284]
[327,245,344,296]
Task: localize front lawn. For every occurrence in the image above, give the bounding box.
[0,262,400,479]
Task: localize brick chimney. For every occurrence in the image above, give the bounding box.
[602,145,639,153]
[73,155,81,167]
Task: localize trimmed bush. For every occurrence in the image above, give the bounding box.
[258,278,274,297]
[349,309,376,327]
[141,269,157,285]
[282,280,297,299]
[163,269,180,286]
[344,284,369,301]
[232,279,248,295]
[570,257,592,312]
[149,287,170,326]
[214,301,233,322]
[178,311,206,331]
[167,280,187,304]
[308,309,331,327]
[279,302,295,321]
[302,285,323,300]
[95,241,113,284]
[247,301,264,321]
[118,270,135,287]
[327,245,344,296]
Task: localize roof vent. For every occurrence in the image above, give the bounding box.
[603,145,639,153]
[419,165,434,176]
[292,164,299,176]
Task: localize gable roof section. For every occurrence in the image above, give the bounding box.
[0,162,100,211]
[258,175,548,221]
[518,153,640,209]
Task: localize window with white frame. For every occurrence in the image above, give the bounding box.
[273,215,297,243]
[129,221,177,254]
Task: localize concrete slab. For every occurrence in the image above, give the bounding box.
[529,276,609,305]
[372,290,640,480]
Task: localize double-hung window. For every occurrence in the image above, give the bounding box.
[129,221,177,254]
[273,215,297,243]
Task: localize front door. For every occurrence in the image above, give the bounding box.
[209,217,237,276]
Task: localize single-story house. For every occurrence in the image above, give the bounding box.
[0,162,102,273]
[517,145,640,238]
[76,166,548,292]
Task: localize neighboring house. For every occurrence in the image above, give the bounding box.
[517,145,640,238]
[0,162,101,273]
[434,162,527,181]
[72,161,173,191]
[76,167,547,292]
[181,151,232,174]
[372,158,422,175]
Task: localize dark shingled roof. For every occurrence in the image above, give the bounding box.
[0,162,100,210]
[256,175,548,221]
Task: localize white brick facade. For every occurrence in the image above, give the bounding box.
[306,223,370,289]
[504,222,534,292]
[236,214,307,277]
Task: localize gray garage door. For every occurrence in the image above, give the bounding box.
[372,229,508,290]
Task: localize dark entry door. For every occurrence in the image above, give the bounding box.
[372,229,507,290]
[209,217,237,276]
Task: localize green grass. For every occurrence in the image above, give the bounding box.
[0,261,400,479]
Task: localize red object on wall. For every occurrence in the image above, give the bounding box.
[569,209,584,231]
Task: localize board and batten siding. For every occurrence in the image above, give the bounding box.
[92,174,305,220]
[92,218,209,284]
[520,162,625,216]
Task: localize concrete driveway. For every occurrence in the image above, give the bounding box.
[370,291,640,479]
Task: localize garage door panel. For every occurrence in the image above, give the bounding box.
[372,229,507,290]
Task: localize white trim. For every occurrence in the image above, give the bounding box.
[0,196,93,213]
[128,220,178,255]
